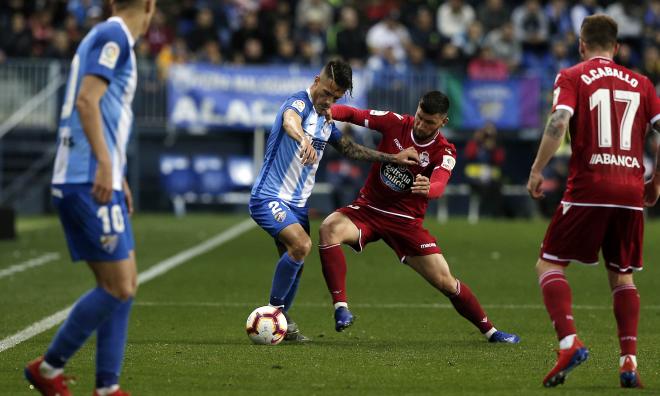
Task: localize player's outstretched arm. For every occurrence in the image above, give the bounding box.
[527,109,571,200]
[331,134,418,165]
[644,120,660,207]
[283,109,317,165]
[76,75,113,203]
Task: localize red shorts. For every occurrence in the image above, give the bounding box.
[337,202,441,262]
[540,203,644,273]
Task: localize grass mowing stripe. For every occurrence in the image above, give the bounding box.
[0,218,255,353]
[0,252,60,279]
[132,301,660,310]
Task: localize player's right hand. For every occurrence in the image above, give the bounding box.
[527,170,545,200]
[92,162,113,204]
[300,135,317,165]
[394,146,419,166]
[643,178,660,207]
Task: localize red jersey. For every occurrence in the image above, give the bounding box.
[333,107,457,220]
[552,56,660,208]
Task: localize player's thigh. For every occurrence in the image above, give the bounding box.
[602,208,644,274]
[53,184,134,264]
[381,220,440,263]
[540,204,609,265]
[319,211,360,246]
[406,253,456,294]
[277,223,312,256]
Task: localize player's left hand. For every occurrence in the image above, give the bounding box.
[643,178,660,207]
[123,178,134,216]
[411,174,430,196]
[527,171,545,200]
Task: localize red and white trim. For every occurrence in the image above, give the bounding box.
[606,262,643,273]
[366,204,416,220]
[541,252,599,266]
[611,284,638,296]
[538,269,565,285]
[560,200,643,212]
[555,104,574,116]
[319,243,341,250]
[410,129,439,147]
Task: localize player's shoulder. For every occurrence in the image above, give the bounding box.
[436,133,457,156]
[90,19,131,48]
[285,90,312,115]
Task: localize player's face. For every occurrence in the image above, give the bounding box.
[311,75,346,116]
[413,106,447,139]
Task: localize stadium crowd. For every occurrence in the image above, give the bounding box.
[0,0,657,86]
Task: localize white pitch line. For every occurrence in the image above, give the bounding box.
[133,301,660,311]
[0,252,61,279]
[0,218,256,353]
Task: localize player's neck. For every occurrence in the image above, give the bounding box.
[583,50,614,61]
[113,11,143,42]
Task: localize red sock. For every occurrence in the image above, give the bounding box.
[539,270,576,340]
[612,285,639,356]
[319,244,347,304]
[448,280,493,333]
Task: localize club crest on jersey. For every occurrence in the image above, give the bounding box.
[100,234,119,253]
[380,163,414,192]
[419,151,430,167]
[292,100,306,113]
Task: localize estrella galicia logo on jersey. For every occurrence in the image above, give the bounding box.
[100,234,119,254]
[268,201,287,222]
[99,41,120,69]
[419,151,430,167]
[380,163,414,192]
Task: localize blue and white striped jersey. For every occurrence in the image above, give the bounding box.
[251,89,342,207]
[52,16,137,191]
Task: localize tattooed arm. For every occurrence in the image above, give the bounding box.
[331,134,418,165]
[644,120,660,207]
[527,109,572,199]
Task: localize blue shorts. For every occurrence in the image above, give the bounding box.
[249,197,309,239]
[52,184,134,262]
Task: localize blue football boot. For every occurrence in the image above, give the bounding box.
[334,306,354,332]
[488,330,521,344]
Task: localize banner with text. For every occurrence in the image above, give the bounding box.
[445,76,541,130]
[167,64,367,131]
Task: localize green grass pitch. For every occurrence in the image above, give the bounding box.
[0,214,658,395]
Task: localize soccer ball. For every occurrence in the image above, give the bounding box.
[245,306,288,345]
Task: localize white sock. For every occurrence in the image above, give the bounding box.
[334,302,348,310]
[620,355,637,368]
[95,384,119,395]
[559,334,576,350]
[484,327,497,340]
[39,360,63,379]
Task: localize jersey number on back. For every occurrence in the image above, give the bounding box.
[589,88,640,150]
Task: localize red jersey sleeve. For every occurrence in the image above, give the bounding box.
[552,70,577,116]
[644,77,660,125]
[331,104,405,134]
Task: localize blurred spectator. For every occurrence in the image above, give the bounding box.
[67,0,102,28]
[606,0,643,49]
[570,0,602,35]
[366,10,411,64]
[477,0,510,34]
[644,1,660,44]
[333,6,368,67]
[43,29,71,59]
[464,123,506,219]
[198,40,223,65]
[512,0,549,53]
[271,38,296,64]
[156,38,190,79]
[437,42,467,74]
[145,10,174,58]
[242,37,265,64]
[436,0,475,41]
[4,13,32,57]
[453,20,483,59]
[484,22,522,72]
[467,45,509,80]
[549,40,573,72]
[30,10,54,56]
[545,0,572,39]
[408,6,442,63]
[296,10,327,66]
[614,43,638,71]
[641,45,660,85]
[295,0,332,31]
[63,14,82,49]
[231,10,261,61]
[187,7,218,54]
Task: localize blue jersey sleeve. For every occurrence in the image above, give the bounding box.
[82,23,129,82]
[282,95,311,119]
[329,123,342,144]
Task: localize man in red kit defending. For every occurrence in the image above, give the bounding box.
[318,91,520,344]
[527,15,660,388]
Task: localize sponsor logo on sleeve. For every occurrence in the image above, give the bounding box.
[440,155,456,171]
[98,41,120,69]
[369,110,389,116]
[292,100,306,113]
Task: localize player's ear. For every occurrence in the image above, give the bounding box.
[612,42,620,58]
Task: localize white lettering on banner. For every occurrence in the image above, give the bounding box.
[580,67,638,88]
[589,153,640,168]
[170,96,281,128]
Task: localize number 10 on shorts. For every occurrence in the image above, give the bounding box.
[97,205,125,234]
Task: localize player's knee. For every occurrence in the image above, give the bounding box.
[289,238,312,261]
[104,281,136,301]
[319,218,339,245]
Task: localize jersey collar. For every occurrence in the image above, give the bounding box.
[410,129,439,147]
[588,56,613,63]
[108,16,135,47]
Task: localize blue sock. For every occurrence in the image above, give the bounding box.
[283,266,304,313]
[269,252,303,308]
[44,287,122,368]
[96,298,133,388]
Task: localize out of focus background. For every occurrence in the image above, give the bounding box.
[0,0,658,223]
